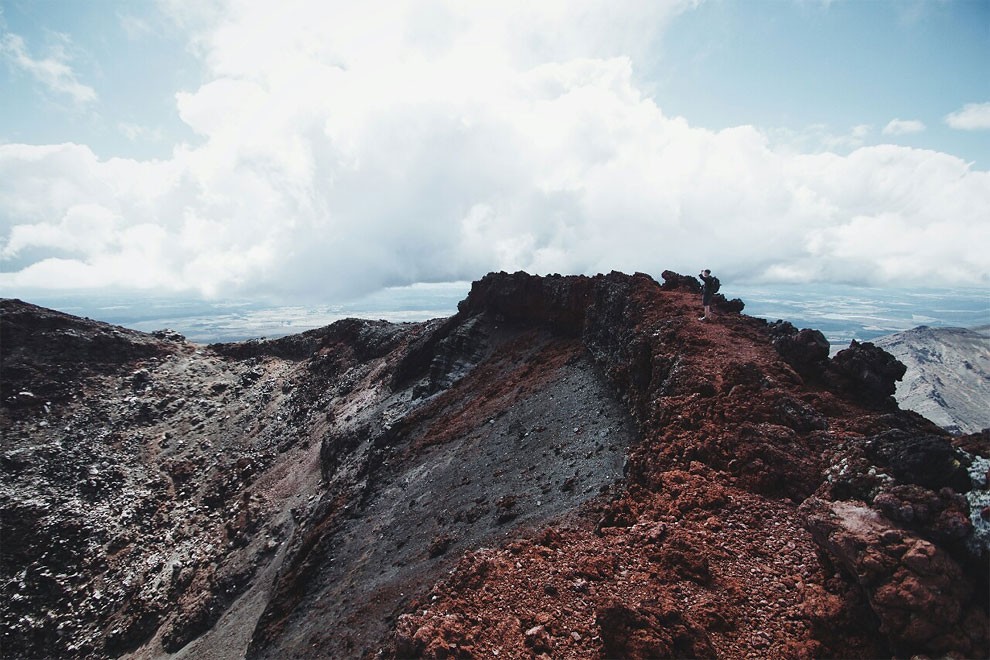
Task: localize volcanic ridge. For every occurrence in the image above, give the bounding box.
[1,270,988,659]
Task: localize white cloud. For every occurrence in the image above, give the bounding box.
[945,102,990,131]
[769,123,873,154]
[882,118,925,136]
[0,30,97,106]
[1,1,989,300]
[118,122,166,143]
[118,13,156,40]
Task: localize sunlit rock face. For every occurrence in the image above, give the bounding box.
[875,325,990,435]
[1,274,987,660]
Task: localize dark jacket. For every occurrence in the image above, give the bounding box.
[699,274,715,302]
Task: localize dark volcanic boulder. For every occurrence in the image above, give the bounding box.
[714,294,745,314]
[457,271,593,333]
[827,340,907,408]
[769,321,830,377]
[863,430,972,493]
[659,270,702,293]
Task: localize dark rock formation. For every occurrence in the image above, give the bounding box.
[0,298,170,406]
[1,271,986,660]
[659,270,701,292]
[863,430,972,493]
[768,323,908,410]
[769,320,831,378]
[827,339,908,408]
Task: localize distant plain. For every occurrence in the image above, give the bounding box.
[7,280,989,350]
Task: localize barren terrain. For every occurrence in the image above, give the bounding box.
[2,271,987,659]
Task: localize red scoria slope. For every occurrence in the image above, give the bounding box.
[387,271,989,659]
[1,271,988,660]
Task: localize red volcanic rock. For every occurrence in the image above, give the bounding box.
[802,498,986,657]
[596,597,715,658]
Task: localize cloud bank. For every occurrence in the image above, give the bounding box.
[1,1,988,301]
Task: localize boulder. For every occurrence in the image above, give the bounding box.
[827,340,907,408]
[801,498,986,657]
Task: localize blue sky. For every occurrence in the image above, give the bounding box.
[654,0,990,166]
[1,0,199,159]
[1,0,988,302]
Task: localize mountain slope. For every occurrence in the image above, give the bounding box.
[875,325,990,435]
[1,272,988,659]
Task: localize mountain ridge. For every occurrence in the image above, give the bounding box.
[1,271,987,659]
[874,324,990,435]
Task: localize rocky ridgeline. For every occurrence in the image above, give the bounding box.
[1,273,988,659]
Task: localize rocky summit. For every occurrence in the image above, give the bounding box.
[1,271,988,659]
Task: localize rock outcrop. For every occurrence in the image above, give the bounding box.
[1,272,987,659]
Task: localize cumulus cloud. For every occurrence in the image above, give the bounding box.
[1,0,989,301]
[0,30,97,106]
[945,102,990,130]
[882,118,925,135]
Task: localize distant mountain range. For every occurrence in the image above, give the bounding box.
[875,325,990,435]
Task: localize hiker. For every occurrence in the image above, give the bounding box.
[698,269,718,321]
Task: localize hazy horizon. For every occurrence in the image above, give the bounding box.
[7,277,988,351]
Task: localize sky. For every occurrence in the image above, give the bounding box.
[1,0,989,305]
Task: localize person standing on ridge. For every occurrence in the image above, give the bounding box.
[698,269,718,321]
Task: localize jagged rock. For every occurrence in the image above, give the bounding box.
[873,485,973,543]
[393,613,475,659]
[827,340,907,408]
[522,623,553,654]
[152,329,186,342]
[863,430,972,493]
[411,315,490,397]
[659,270,701,293]
[775,395,828,432]
[456,270,592,333]
[714,294,745,314]
[801,498,987,657]
[769,321,830,377]
[595,598,715,658]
